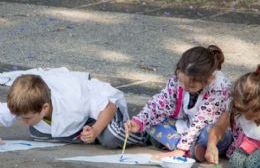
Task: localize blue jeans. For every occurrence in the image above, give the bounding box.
[147,118,181,150]
[197,126,233,155]
[148,119,233,154]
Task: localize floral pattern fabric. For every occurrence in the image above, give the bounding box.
[133,71,231,151]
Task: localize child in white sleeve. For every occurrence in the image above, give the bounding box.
[205,65,260,168]
[0,69,146,148]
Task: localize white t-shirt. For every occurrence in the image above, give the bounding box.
[0,69,128,137]
[237,115,260,140]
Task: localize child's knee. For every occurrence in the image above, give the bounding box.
[99,139,121,149]
[197,127,209,146]
[97,129,122,149]
[217,130,233,154]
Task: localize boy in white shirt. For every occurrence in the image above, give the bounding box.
[0,72,145,148]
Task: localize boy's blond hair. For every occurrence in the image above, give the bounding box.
[7,74,51,115]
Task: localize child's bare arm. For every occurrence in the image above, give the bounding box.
[92,101,117,136]
[81,101,117,143]
[205,111,230,164]
[208,111,230,146]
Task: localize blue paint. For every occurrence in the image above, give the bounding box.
[119,155,124,162]
[66,25,74,29]
[163,11,172,17]
[119,156,139,164]
[174,156,187,162]
[12,66,18,70]
[27,53,35,60]
[13,143,32,146]
[48,18,56,22]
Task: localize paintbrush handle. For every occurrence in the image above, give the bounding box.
[121,133,128,155]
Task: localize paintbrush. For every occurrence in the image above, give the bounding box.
[120,132,129,161]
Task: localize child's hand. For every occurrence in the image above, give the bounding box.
[124,120,140,133]
[80,126,97,143]
[0,138,5,145]
[205,144,219,164]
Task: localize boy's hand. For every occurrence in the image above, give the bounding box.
[205,144,219,164]
[80,126,97,143]
[124,120,141,133]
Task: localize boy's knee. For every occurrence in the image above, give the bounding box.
[97,129,122,149]
[98,135,121,149]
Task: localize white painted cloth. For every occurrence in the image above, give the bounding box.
[58,154,156,165]
[0,140,64,152]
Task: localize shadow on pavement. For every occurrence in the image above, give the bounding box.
[0,0,259,25]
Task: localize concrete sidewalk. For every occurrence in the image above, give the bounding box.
[0,1,259,168]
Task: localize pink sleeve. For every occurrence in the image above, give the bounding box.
[177,87,231,151]
[132,76,179,132]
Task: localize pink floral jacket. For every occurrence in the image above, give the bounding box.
[133,71,231,151]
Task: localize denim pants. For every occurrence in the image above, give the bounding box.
[196,126,233,155]
[147,118,233,154]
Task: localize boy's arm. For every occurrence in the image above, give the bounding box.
[81,101,117,143]
[91,101,117,136]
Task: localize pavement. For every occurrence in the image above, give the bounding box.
[0,0,259,168]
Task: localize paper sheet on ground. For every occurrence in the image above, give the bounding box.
[0,140,64,152]
[59,154,160,165]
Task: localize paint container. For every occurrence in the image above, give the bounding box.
[160,156,195,168]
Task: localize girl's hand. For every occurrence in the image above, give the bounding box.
[205,144,219,164]
[124,120,140,134]
[152,149,186,160]
[80,126,98,143]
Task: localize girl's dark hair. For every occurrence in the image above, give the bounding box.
[230,65,260,127]
[175,45,224,83]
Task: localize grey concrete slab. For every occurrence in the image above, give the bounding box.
[0,2,259,83]
[1,0,260,25]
